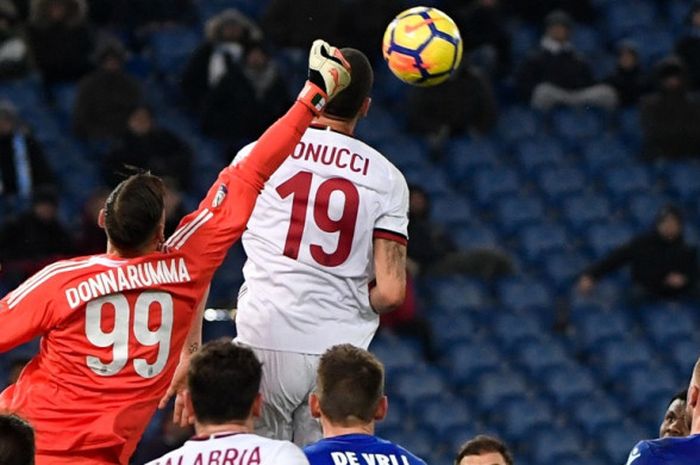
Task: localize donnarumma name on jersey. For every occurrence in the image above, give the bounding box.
[65,258,191,308]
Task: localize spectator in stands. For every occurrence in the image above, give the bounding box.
[262,0,341,50]
[163,177,187,237]
[0,187,74,286]
[75,186,108,254]
[446,0,511,76]
[0,1,29,80]
[509,0,596,24]
[0,100,54,200]
[102,104,193,189]
[407,61,497,147]
[640,56,700,158]
[181,9,262,112]
[578,205,698,300]
[660,390,689,438]
[7,357,30,386]
[201,42,290,143]
[515,10,616,111]
[455,435,514,465]
[605,41,649,107]
[0,414,35,465]
[27,0,93,86]
[676,1,700,90]
[72,39,142,141]
[130,407,193,463]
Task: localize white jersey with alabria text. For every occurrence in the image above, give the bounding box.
[145,432,309,465]
[233,126,409,354]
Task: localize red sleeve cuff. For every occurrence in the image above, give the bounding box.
[373,229,408,246]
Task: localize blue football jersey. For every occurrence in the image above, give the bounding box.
[626,435,700,465]
[304,433,428,465]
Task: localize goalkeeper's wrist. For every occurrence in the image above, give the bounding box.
[297,81,328,116]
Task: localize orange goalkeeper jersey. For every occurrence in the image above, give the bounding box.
[0,102,314,465]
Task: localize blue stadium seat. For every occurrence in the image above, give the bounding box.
[430,313,476,349]
[581,136,633,174]
[515,136,565,173]
[605,0,656,39]
[517,339,571,377]
[150,27,201,75]
[476,370,529,412]
[380,427,434,461]
[668,0,691,27]
[544,252,588,289]
[421,396,474,436]
[577,310,631,349]
[445,138,500,182]
[492,312,543,350]
[623,366,678,410]
[598,424,649,464]
[666,163,700,199]
[378,137,429,171]
[520,223,568,261]
[452,224,499,250]
[544,366,597,406]
[552,108,604,145]
[502,398,553,440]
[670,338,700,374]
[403,165,451,196]
[562,194,612,231]
[496,195,546,233]
[571,396,624,435]
[586,222,634,256]
[498,278,552,312]
[202,320,235,341]
[447,341,502,386]
[431,194,472,228]
[356,106,401,145]
[394,369,447,405]
[628,193,668,227]
[498,106,539,144]
[375,399,406,433]
[371,343,421,376]
[533,429,582,465]
[604,166,651,198]
[430,276,487,312]
[599,338,654,379]
[572,25,603,56]
[473,168,521,205]
[628,27,674,67]
[642,304,696,346]
[619,107,642,144]
[537,167,586,200]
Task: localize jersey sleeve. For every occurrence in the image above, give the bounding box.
[164,101,314,283]
[626,441,653,465]
[374,169,409,245]
[0,268,61,352]
[273,443,310,465]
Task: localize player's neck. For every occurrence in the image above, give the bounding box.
[321,418,375,438]
[195,420,253,437]
[313,114,356,136]
[106,241,157,258]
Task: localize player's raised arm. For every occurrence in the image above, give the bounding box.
[166,40,351,280]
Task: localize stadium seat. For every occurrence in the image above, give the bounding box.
[498,278,552,313]
[572,25,603,57]
[552,108,604,145]
[532,429,582,465]
[496,195,546,233]
[520,223,568,261]
[581,136,633,174]
[598,338,654,380]
[604,166,651,199]
[492,312,543,350]
[473,168,521,205]
[562,194,612,231]
[514,136,565,173]
[576,309,631,349]
[445,138,500,181]
[447,341,502,386]
[619,107,643,144]
[452,224,499,250]
[403,165,451,196]
[421,396,474,436]
[430,313,476,349]
[380,427,435,461]
[670,338,700,374]
[628,193,669,227]
[371,343,422,376]
[393,369,448,405]
[544,366,597,406]
[605,0,656,39]
[150,27,200,76]
[622,365,678,410]
[501,398,553,440]
[498,106,539,144]
[544,252,588,289]
[355,106,401,145]
[517,339,571,377]
[476,370,529,413]
[571,396,624,435]
[598,424,649,464]
[628,27,674,67]
[642,304,697,346]
[431,194,473,228]
[537,167,586,200]
[666,163,700,200]
[378,137,429,171]
[586,222,634,256]
[429,276,487,313]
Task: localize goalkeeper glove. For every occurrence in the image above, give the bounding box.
[297,39,351,115]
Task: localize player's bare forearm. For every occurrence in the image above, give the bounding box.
[370,238,407,314]
[182,288,207,359]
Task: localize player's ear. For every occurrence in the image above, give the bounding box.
[251,393,263,418]
[374,395,388,421]
[97,208,106,229]
[360,97,371,118]
[309,392,322,419]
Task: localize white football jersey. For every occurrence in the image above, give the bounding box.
[233,126,409,354]
[144,432,309,465]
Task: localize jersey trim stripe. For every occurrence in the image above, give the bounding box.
[173,210,214,249]
[373,228,408,246]
[8,261,96,308]
[8,259,91,304]
[165,209,210,248]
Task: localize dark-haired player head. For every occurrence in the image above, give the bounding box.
[183,340,263,432]
[660,390,689,438]
[0,414,35,465]
[455,435,514,465]
[314,48,373,136]
[98,171,167,257]
[304,344,427,465]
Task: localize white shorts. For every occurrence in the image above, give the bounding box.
[244,345,323,447]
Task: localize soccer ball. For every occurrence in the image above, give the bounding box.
[382,6,463,87]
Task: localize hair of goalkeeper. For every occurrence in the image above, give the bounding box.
[0,415,35,465]
[323,48,373,120]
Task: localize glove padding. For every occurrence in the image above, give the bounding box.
[297,40,351,115]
